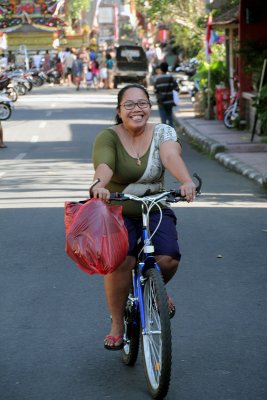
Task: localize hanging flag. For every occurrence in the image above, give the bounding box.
[205,15,213,61]
[114,1,119,42]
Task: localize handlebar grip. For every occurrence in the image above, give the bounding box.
[109,193,126,200]
[170,173,202,200]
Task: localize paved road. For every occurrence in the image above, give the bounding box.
[0,85,267,400]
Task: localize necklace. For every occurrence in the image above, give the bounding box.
[124,128,145,166]
[128,136,144,166]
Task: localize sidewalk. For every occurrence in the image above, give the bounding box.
[174,96,267,188]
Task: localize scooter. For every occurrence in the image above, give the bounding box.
[0,74,18,102]
[0,93,14,120]
[190,79,200,103]
[45,68,61,84]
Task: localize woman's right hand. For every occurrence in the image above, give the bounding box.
[90,187,110,202]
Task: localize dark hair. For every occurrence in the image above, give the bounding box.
[160,61,169,73]
[115,83,151,125]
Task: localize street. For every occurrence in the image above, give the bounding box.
[0,84,267,400]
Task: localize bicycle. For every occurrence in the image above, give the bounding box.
[223,92,239,129]
[104,173,202,399]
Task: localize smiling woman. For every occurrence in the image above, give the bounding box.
[89,83,197,350]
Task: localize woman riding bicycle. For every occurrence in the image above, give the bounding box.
[91,83,196,350]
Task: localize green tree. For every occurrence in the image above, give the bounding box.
[67,0,91,21]
[136,0,206,56]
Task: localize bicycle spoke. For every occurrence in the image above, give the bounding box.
[141,268,172,397]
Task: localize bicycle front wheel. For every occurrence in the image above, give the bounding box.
[141,267,172,399]
[224,109,235,128]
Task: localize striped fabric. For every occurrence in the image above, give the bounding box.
[154,74,179,106]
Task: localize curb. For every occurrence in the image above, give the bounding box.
[176,117,267,188]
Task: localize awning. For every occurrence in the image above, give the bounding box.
[212,5,239,27]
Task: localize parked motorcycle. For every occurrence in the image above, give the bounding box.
[6,71,31,95]
[28,69,47,87]
[175,58,198,77]
[0,74,18,102]
[45,68,61,84]
[190,79,200,103]
[0,93,14,120]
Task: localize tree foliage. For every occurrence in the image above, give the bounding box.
[136,0,206,56]
[68,0,91,20]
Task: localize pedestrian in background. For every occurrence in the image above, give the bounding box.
[153,61,179,127]
[7,50,15,66]
[106,53,114,89]
[63,48,76,86]
[43,50,51,72]
[91,60,100,89]
[72,53,83,91]
[55,56,64,84]
[32,50,42,70]
[79,46,89,83]
[99,60,107,89]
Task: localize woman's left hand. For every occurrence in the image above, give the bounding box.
[180,181,196,202]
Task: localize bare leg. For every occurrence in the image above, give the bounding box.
[155,255,179,318]
[155,255,179,283]
[0,122,7,148]
[104,255,135,347]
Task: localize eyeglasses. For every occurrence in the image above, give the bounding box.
[120,100,151,110]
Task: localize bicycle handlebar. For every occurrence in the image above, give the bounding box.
[90,173,202,203]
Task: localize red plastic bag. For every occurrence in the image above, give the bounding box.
[64,198,128,275]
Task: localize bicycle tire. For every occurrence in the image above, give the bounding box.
[141,267,172,399]
[224,109,236,129]
[122,291,140,366]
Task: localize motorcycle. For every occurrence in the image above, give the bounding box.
[190,79,200,103]
[7,71,31,95]
[0,93,14,120]
[28,69,47,87]
[45,67,61,84]
[0,74,18,102]
[175,58,198,77]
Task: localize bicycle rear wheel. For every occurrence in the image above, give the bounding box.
[122,292,140,366]
[141,267,172,399]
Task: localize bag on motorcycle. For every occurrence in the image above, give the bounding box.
[64,198,128,275]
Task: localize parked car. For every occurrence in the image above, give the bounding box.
[113,45,148,88]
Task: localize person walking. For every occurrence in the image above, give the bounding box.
[72,53,83,90]
[153,61,179,127]
[43,50,51,72]
[78,46,89,83]
[32,50,42,70]
[106,53,114,89]
[63,48,76,86]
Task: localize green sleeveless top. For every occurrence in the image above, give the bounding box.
[92,124,180,217]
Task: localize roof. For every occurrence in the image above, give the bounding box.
[212,5,239,26]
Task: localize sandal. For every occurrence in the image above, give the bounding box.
[167,294,176,319]
[104,335,124,351]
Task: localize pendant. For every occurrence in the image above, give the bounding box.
[136,158,141,166]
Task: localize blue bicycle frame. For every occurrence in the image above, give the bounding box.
[132,204,162,334]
